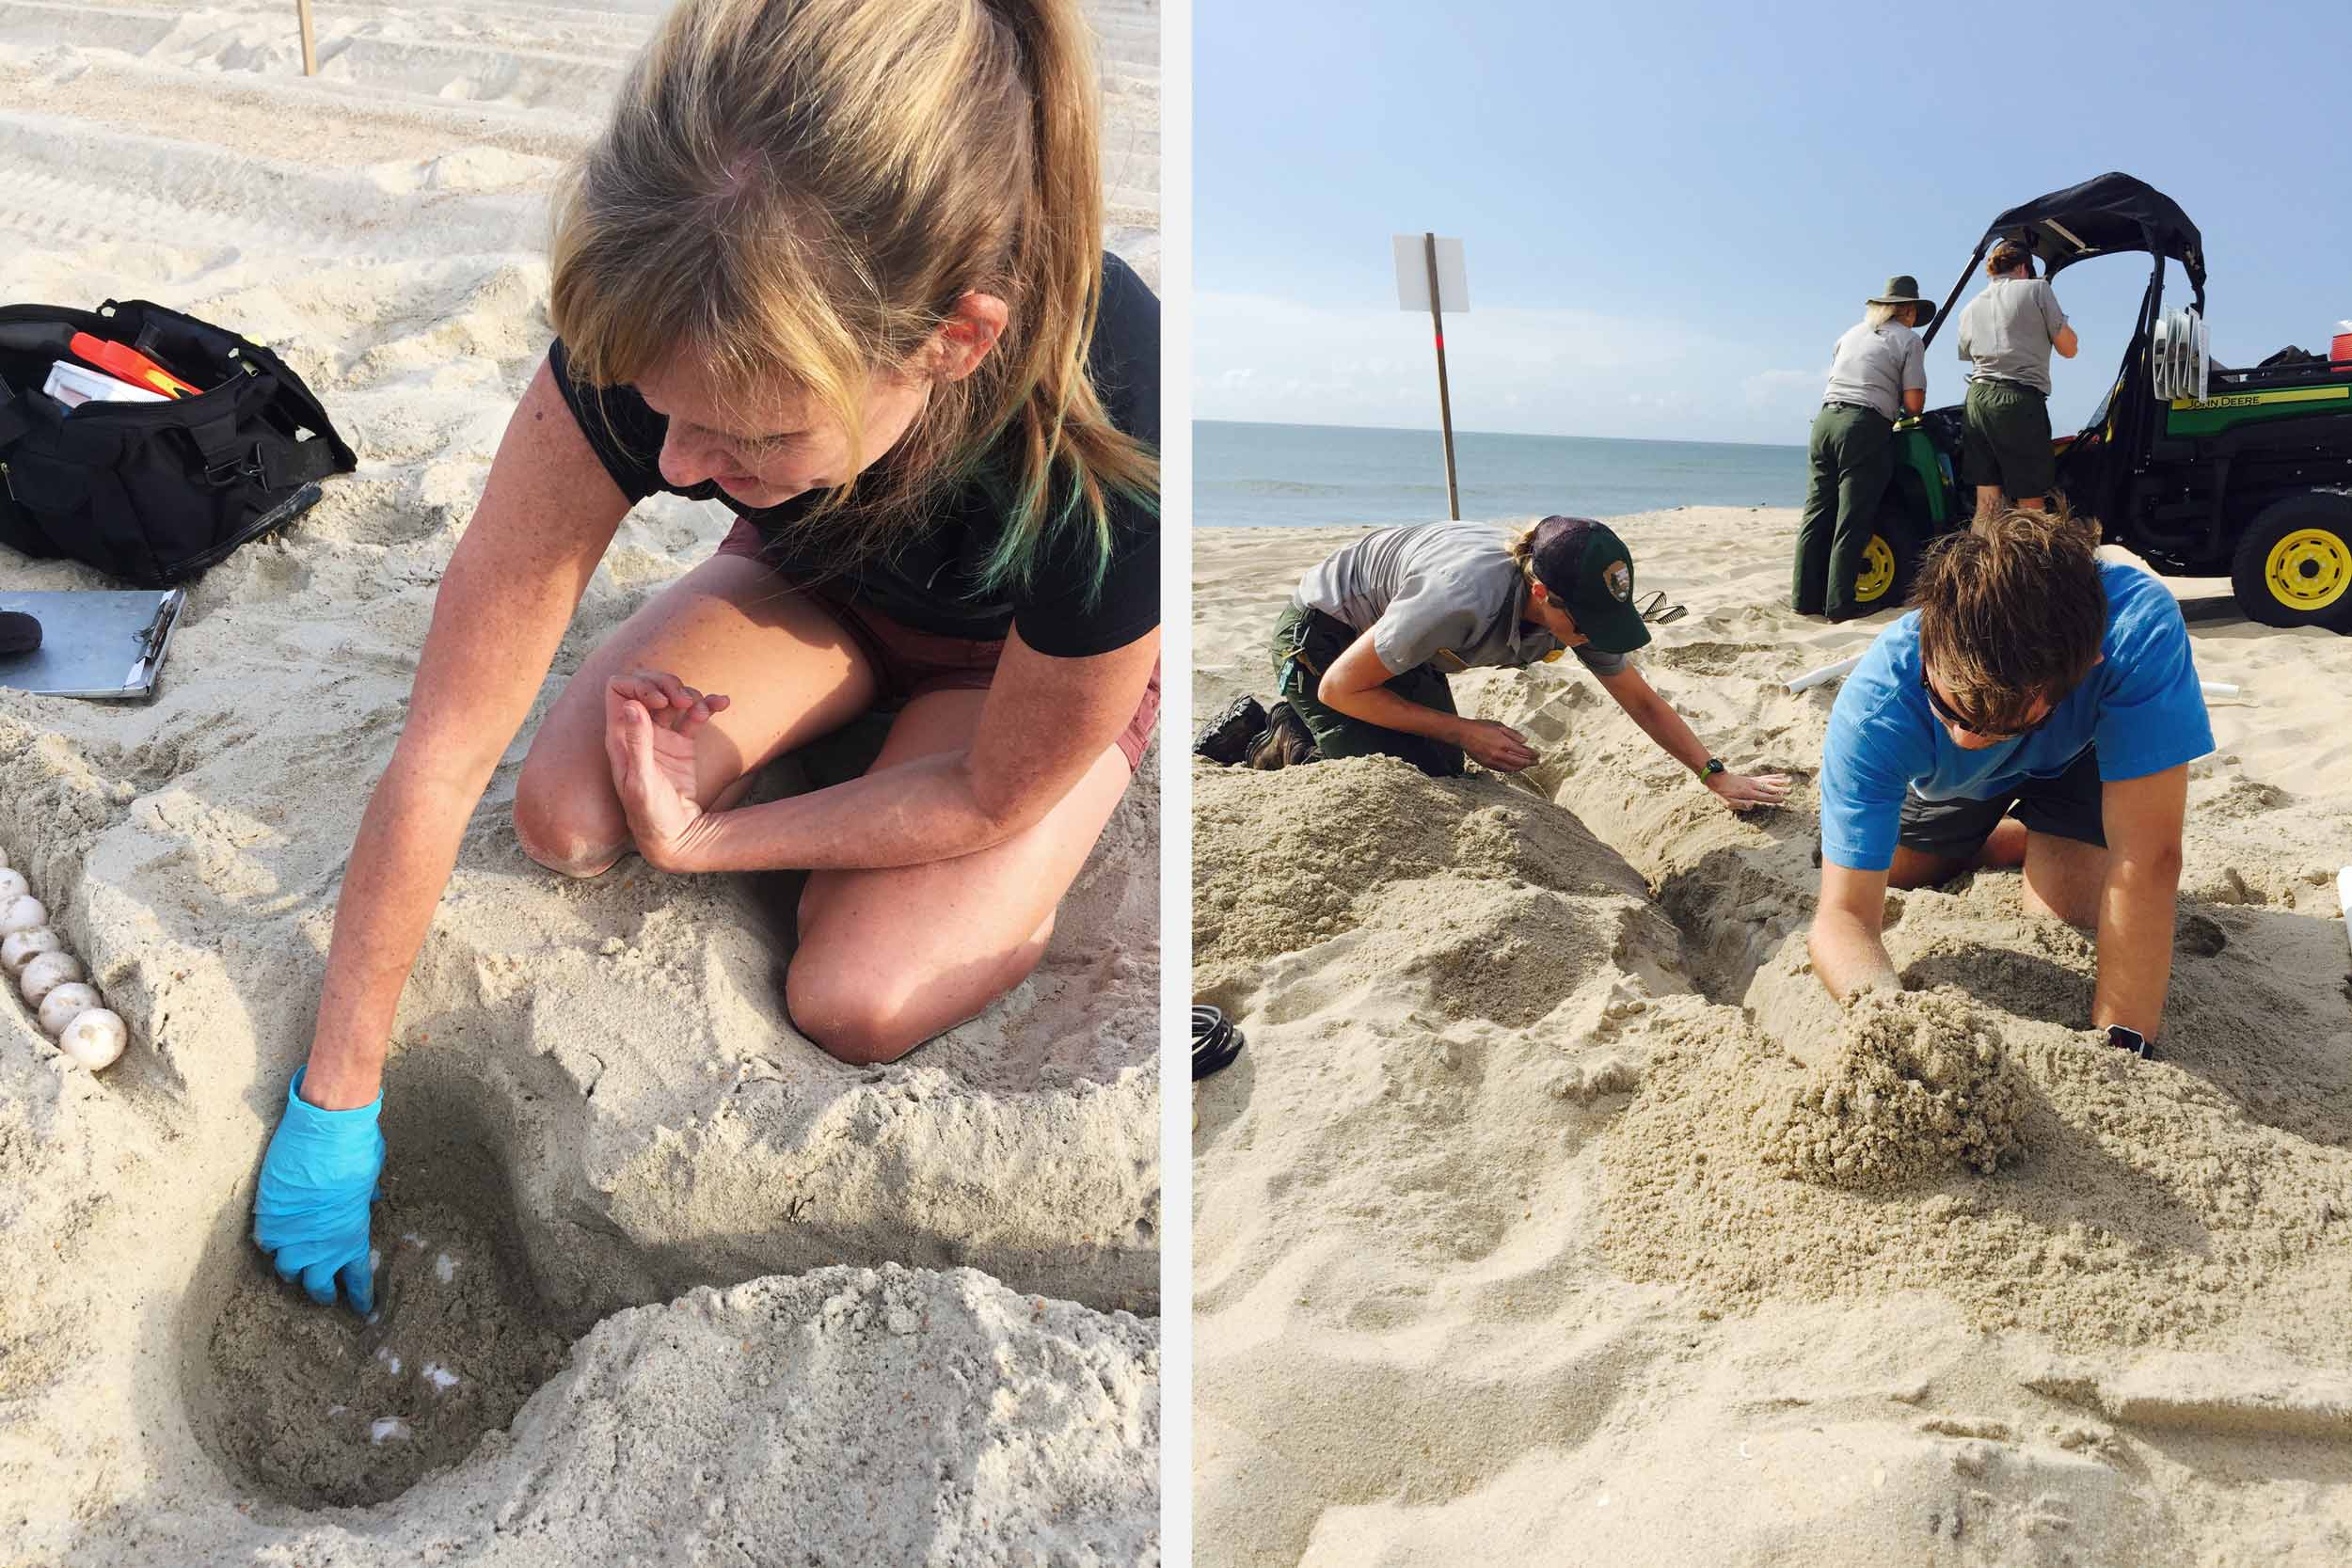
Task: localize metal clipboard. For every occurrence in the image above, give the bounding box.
[0,588,187,701]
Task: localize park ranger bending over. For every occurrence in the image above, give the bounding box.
[1263,515,1788,808]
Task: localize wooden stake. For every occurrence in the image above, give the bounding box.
[296,0,317,75]
[1423,231,1460,521]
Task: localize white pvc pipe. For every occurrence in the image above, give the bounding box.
[2199,680,2239,698]
[1786,654,1863,694]
[2337,867,2352,958]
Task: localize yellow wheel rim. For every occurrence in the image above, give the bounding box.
[1854,535,1897,602]
[2265,527,2352,613]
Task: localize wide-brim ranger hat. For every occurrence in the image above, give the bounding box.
[1527,515,1650,656]
[1867,274,1936,330]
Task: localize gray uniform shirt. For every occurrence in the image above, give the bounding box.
[1821,321,1928,420]
[1295,522,1628,678]
[1956,277,2070,395]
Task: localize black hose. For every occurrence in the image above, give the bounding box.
[1191,1006,1245,1081]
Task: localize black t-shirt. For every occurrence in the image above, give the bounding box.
[548,252,1159,658]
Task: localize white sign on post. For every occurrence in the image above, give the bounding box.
[1391,233,1469,518]
[1392,234,1469,312]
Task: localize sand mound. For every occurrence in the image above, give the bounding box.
[1195,520,2352,1565]
[1193,755,1664,1009]
[1756,988,2026,1190]
[2,1,1160,1558]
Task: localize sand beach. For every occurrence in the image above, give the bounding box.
[0,1,1162,1561]
[1194,508,2352,1565]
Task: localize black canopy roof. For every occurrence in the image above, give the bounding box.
[1922,173,2204,349]
[1979,172,2204,290]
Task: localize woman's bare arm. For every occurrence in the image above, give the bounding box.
[299,358,629,1109]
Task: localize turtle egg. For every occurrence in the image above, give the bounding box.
[0,869,24,904]
[0,895,44,939]
[57,1010,126,1071]
[21,950,86,1008]
[37,982,101,1038]
[2,928,62,977]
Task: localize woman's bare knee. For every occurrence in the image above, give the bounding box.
[511,778,628,879]
[783,939,1046,1066]
[784,961,923,1065]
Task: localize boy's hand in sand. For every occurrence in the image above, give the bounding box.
[604,670,730,872]
[1704,768,1792,812]
[1460,720,1539,773]
[253,1068,384,1315]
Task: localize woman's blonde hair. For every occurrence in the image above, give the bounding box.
[1864,301,1909,329]
[548,0,1156,595]
[1506,520,1543,580]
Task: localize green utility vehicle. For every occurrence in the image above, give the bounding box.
[1848,173,2352,629]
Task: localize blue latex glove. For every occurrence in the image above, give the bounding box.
[252,1067,384,1314]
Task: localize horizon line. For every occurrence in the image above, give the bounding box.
[1195,417,1806,452]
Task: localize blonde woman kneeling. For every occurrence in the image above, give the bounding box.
[253,0,1159,1314]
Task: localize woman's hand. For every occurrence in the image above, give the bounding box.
[1705,768,1791,812]
[603,670,730,871]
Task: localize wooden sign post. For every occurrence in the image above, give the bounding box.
[1392,233,1469,520]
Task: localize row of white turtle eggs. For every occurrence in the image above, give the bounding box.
[0,859,127,1071]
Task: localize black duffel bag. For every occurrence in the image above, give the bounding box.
[0,298,357,586]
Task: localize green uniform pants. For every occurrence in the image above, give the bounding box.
[1791,402,1894,620]
[1269,601,1465,777]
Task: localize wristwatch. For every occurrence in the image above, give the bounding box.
[2106,1024,2156,1061]
[1700,757,1725,780]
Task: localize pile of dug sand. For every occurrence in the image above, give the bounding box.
[0,2,1161,1560]
[1755,988,2026,1190]
[1194,516,2352,1566]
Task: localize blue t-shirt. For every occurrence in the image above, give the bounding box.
[1820,561,2213,872]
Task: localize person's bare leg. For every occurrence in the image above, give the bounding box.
[2019,830,2107,928]
[786,688,1136,1064]
[513,554,878,876]
[1890,844,1975,890]
[1977,816,2029,868]
[1974,484,2004,523]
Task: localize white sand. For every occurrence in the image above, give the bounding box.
[1194,509,2352,1565]
[0,1,1160,1560]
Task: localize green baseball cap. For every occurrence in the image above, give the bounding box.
[1528,515,1650,655]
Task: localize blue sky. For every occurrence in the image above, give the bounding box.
[1195,0,2352,446]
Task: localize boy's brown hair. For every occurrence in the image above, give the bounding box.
[1912,508,2106,734]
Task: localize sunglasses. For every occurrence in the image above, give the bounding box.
[1919,668,2053,741]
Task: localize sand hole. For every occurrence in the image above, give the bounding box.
[185,1076,571,1510]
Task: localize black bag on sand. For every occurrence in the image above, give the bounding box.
[0,299,357,586]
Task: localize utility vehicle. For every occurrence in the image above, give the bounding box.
[1848,172,2352,630]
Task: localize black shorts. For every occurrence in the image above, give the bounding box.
[1897,744,2105,860]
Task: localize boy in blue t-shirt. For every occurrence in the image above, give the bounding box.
[1811,510,2213,1058]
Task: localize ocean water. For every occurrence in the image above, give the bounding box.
[1197,420,1811,528]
